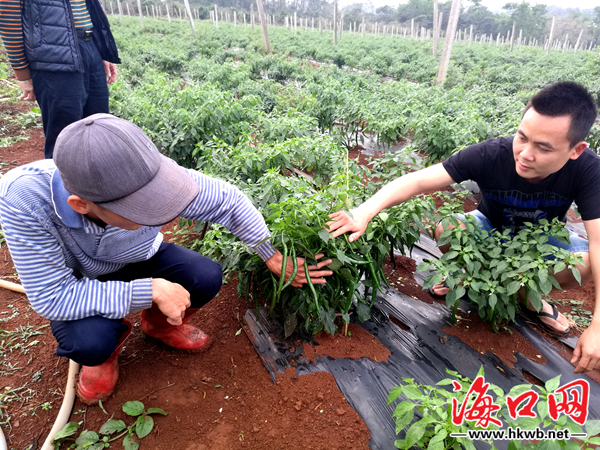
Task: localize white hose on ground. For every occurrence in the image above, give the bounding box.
[0,278,23,450]
[0,279,26,294]
[0,279,80,450]
[0,426,7,450]
[0,361,75,450]
[41,359,80,450]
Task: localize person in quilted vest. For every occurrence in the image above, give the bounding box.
[0,0,119,158]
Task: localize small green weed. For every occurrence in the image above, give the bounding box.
[14,108,41,128]
[0,385,37,431]
[0,135,28,147]
[0,77,21,100]
[0,322,50,432]
[0,161,16,175]
[557,299,593,330]
[52,400,167,449]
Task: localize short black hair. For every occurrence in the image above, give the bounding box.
[523,82,598,148]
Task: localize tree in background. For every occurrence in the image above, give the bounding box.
[460,0,497,36]
[501,2,548,42]
[552,10,593,49]
[375,5,395,23]
[342,3,369,25]
[114,0,599,47]
[397,0,451,29]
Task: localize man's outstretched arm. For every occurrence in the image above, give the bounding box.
[180,168,331,286]
[326,163,456,242]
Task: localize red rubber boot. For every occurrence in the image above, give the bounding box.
[77,320,133,405]
[141,304,210,351]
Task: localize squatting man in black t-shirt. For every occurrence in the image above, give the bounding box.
[326,81,600,374]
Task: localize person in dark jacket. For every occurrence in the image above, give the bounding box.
[0,0,120,158]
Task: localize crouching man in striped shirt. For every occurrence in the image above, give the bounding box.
[0,114,332,404]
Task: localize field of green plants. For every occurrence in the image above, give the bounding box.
[97,17,600,336]
[109,18,600,164]
[3,15,600,449]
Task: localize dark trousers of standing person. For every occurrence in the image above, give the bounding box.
[31,34,110,159]
[49,243,223,366]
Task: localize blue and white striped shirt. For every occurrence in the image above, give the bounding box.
[0,159,275,321]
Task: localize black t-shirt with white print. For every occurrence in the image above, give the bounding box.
[442,136,600,232]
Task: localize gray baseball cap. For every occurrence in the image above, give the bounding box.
[54,114,199,227]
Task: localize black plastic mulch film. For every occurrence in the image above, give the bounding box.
[243,233,599,450]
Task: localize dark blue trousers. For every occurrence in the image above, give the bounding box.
[50,243,222,366]
[31,38,110,159]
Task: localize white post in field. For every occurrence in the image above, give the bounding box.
[255,0,271,53]
[182,0,196,34]
[509,21,516,51]
[546,15,556,55]
[137,0,143,28]
[574,29,583,53]
[333,0,338,44]
[436,0,461,86]
[433,11,443,57]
